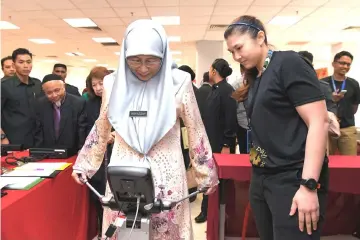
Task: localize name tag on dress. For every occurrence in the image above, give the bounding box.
[129,111,147,117]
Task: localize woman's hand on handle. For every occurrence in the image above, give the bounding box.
[71,171,87,185]
[204,185,217,195]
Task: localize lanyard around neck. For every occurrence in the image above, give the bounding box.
[246,50,274,127]
[331,76,346,93]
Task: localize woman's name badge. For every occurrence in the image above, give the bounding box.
[129,111,147,117]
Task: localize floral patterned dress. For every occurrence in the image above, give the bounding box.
[73,78,218,240]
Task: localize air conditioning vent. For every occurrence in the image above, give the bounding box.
[209,24,228,31]
[79,26,102,31]
[343,26,360,31]
[67,52,83,57]
[101,42,120,46]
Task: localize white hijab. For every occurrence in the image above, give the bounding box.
[107,19,177,156]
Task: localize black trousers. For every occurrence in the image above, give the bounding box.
[237,125,248,154]
[249,164,329,240]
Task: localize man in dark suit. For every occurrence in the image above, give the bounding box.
[34,74,87,156]
[52,63,81,96]
[196,72,212,120]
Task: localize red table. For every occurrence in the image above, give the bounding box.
[207,154,360,240]
[1,151,97,240]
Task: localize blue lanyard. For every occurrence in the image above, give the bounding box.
[331,76,346,93]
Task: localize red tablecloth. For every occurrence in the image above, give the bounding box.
[207,154,360,240]
[1,151,97,240]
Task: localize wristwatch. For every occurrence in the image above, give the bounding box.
[1,134,6,140]
[300,178,320,191]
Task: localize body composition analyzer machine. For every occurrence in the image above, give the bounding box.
[81,159,206,240]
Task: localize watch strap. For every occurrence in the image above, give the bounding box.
[300,178,320,190]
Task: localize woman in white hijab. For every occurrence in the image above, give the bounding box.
[72,19,218,239]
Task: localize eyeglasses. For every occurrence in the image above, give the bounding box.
[126,58,161,68]
[336,61,351,67]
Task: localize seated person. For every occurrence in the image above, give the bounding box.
[34,74,87,155]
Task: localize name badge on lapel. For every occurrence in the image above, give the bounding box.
[129,111,147,117]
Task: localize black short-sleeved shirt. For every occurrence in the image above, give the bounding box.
[1,75,42,148]
[203,79,237,153]
[321,76,360,128]
[246,51,326,171]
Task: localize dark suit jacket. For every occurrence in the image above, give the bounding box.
[196,83,212,120]
[34,94,87,155]
[85,96,101,135]
[65,83,81,97]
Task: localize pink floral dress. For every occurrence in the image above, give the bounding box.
[73,78,218,240]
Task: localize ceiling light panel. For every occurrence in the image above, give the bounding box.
[28,39,55,44]
[0,21,20,30]
[92,37,117,43]
[63,18,98,27]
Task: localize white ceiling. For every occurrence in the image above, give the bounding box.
[1,0,360,70]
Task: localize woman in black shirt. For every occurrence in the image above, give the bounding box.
[196,59,237,223]
[224,15,329,239]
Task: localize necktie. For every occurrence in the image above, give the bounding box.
[54,105,61,138]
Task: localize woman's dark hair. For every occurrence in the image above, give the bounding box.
[86,66,110,98]
[211,58,233,79]
[224,15,267,102]
[203,71,209,83]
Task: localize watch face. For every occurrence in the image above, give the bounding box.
[306,179,318,190]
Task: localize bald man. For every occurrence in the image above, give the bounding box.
[34,74,87,156]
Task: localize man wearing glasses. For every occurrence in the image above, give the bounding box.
[321,51,360,155]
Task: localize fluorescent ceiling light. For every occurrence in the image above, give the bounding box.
[151,16,180,25]
[168,36,181,42]
[97,64,109,67]
[83,59,97,62]
[28,38,55,44]
[114,52,121,55]
[173,58,181,62]
[63,18,97,28]
[0,21,20,30]
[269,16,300,26]
[171,51,182,55]
[92,37,116,43]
